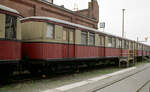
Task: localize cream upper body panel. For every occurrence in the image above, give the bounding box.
[0,14,5,38]
[21,16,150,49]
[21,22,46,40]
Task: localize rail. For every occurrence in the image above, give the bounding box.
[91,65,150,92]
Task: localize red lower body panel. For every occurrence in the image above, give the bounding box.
[75,45,104,58]
[137,50,143,56]
[23,43,63,59]
[0,40,21,61]
[121,49,128,57]
[22,43,105,60]
[105,48,121,57]
[146,51,149,56]
[143,51,146,56]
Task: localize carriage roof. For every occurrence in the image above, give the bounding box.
[0,4,19,14]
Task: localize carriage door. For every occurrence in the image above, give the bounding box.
[63,28,75,58]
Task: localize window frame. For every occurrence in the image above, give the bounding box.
[112,37,116,48]
[89,32,95,46]
[81,31,88,45]
[108,37,112,47]
[46,23,54,39]
[5,14,17,40]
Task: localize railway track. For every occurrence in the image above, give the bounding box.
[91,64,150,92]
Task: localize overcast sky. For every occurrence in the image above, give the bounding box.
[54,0,150,45]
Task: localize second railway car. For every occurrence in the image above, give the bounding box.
[0,5,21,77]
[21,16,150,73]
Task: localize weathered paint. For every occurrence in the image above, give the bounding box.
[0,14,5,38]
[138,50,143,56]
[17,18,21,40]
[0,40,21,60]
[105,48,121,57]
[75,45,104,58]
[22,42,106,60]
[54,25,63,42]
[121,49,129,57]
[21,22,46,40]
[95,33,100,46]
[105,36,108,47]
[22,43,76,60]
[75,29,81,45]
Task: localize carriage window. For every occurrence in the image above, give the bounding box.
[124,41,129,49]
[46,23,54,38]
[130,42,133,49]
[108,37,112,47]
[112,38,116,48]
[5,15,17,40]
[89,33,95,45]
[119,40,122,48]
[116,39,122,48]
[81,31,87,45]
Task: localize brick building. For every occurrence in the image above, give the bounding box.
[0,0,99,29]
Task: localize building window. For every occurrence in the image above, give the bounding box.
[108,37,112,47]
[5,14,17,40]
[89,33,95,45]
[81,31,87,45]
[46,23,54,38]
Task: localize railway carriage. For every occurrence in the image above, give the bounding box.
[21,16,106,72]
[21,16,114,73]
[0,5,21,77]
[21,16,150,73]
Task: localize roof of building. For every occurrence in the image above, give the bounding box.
[0,4,19,14]
[37,0,98,22]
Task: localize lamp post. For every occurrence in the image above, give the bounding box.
[122,9,125,38]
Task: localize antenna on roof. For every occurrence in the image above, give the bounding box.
[74,0,78,11]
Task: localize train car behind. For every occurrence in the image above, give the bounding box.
[0,5,21,78]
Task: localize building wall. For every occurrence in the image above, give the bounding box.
[77,0,99,21]
[0,0,99,29]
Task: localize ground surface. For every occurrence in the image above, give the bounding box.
[0,61,148,92]
[95,62,150,92]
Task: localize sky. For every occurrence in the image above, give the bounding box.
[54,0,150,45]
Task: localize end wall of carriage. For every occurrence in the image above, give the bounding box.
[0,13,21,61]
